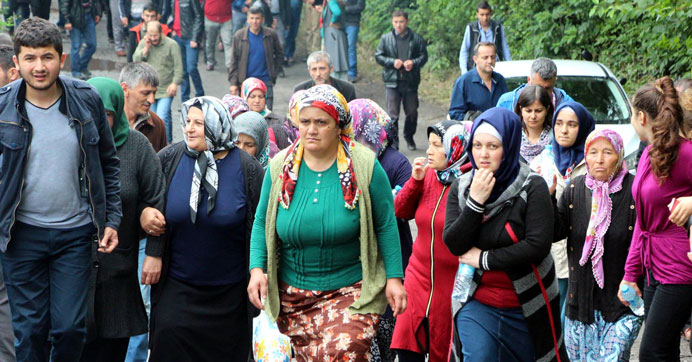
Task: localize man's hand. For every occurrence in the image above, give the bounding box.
[272,18,277,30]
[190,41,198,48]
[65,23,73,31]
[95,15,100,24]
[241,6,249,13]
[230,85,239,95]
[140,207,166,236]
[121,17,128,27]
[393,59,403,70]
[385,278,407,317]
[98,227,119,253]
[403,59,414,72]
[166,83,178,98]
[141,256,162,285]
[314,5,322,12]
[142,36,152,56]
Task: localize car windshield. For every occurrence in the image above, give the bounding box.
[505,76,631,125]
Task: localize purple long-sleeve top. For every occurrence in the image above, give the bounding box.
[623,139,692,284]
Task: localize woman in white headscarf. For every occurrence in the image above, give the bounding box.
[149,96,264,361]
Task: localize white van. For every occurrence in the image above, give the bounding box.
[494,60,641,170]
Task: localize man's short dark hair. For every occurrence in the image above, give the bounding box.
[477,1,492,11]
[13,17,63,56]
[0,33,12,46]
[0,46,15,71]
[248,3,264,16]
[473,41,496,56]
[142,2,159,13]
[392,9,408,20]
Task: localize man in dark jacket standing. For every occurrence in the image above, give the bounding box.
[162,0,204,103]
[343,0,364,83]
[60,0,102,80]
[228,5,283,110]
[294,51,356,101]
[0,18,121,362]
[375,9,428,151]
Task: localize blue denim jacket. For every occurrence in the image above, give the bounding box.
[0,76,122,252]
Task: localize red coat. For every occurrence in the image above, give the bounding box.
[390,165,470,361]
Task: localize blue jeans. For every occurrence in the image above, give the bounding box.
[283,0,302,59]
[69,11,97,76]
[124,239,150,362]
[152,97,174,143]
[345,25,359,78]
[173,35,205,103]
[456,299,535,362]
[1,222,95,362]
[232,9,247,34]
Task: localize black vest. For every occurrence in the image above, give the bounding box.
[467,20,506,71]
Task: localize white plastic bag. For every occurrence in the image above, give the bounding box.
[252,310,292,362]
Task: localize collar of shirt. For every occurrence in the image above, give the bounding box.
[395,29,409,38]
[133,111,153,130]
[478,21,494,42]
[470,69,498,85]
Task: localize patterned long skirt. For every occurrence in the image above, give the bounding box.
[564,310,643,362]
[276,281,380,361]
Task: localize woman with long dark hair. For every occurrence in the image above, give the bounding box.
[619,76,692,361]
[513,85,554,163]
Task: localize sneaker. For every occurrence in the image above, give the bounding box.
[348,75,358,83]
[80,70,93,80]
[206,63,214,71]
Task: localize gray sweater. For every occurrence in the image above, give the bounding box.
[87,129,165,339]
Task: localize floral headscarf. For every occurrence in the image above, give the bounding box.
[520,128,552,163]
[221,94,250,119]
[427,120,472,185]
[279,84,359,210]
[349,99,391,157]
[580,129,628,289]
[241,77,270,116]
[283,90,306,144]
[234,111,271,168]
[180,96,237,223]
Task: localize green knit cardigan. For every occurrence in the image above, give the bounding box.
[262,143,388,322]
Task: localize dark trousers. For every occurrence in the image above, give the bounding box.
[1,222,95,362]
[126,19,142,63]
[396,350,425,362]
[81,337,129,362]
[385,86,419,149]
[283,0,302,59]
[639,271,692,362]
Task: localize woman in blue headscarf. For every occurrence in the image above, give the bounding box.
[532,100,596,326]
[443,108,568,362]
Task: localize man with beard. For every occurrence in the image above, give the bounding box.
[293,50,356,102]
[133,20,183,143]
[0,18,121,362]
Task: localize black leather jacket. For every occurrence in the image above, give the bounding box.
[375,29,428,89]
[162,0,204,42]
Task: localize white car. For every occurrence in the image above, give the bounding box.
[494,60,641,170]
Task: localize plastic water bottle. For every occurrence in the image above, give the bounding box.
[539,144,555,189]
[452,264,475,303]
[620,284,645,317]
[392,185,402,197]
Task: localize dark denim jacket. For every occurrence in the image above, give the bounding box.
[0,76,122,252]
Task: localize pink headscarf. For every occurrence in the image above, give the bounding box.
[581,129,628,289]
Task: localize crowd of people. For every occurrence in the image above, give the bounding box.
[0,0,692,361]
